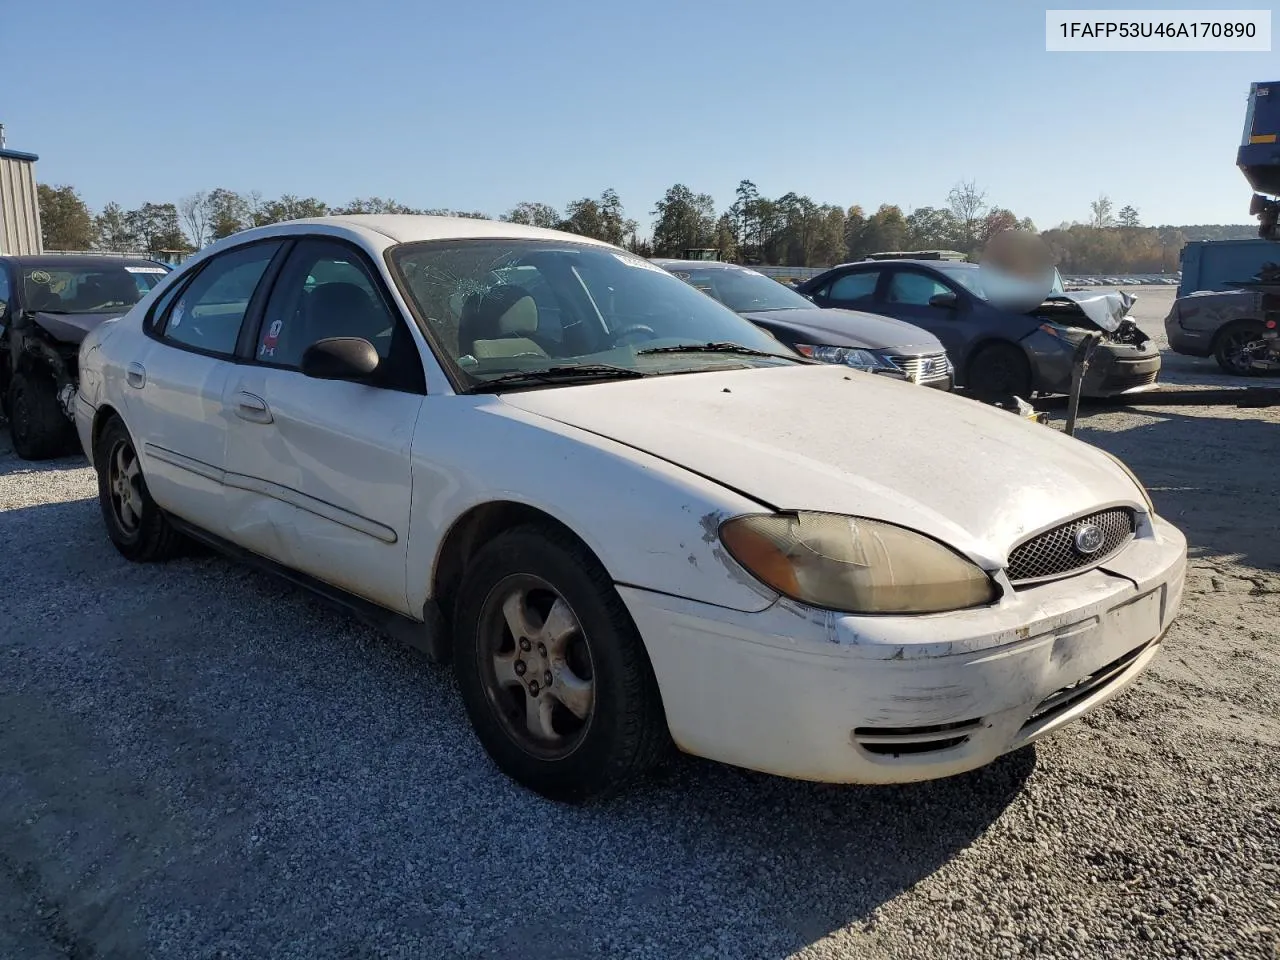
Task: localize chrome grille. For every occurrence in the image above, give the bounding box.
[1006,508,1136,585]
[893,352,952,384]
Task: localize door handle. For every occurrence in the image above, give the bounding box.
[233,391,273,424]
[126,362,146,389]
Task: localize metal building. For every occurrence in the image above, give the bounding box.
[0,125,42,255]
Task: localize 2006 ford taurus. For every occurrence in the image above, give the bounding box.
[74,215,1187,801]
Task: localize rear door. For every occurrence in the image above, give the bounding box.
[125,240,285,537]
[809,267,884,311]
[222,237,427,614]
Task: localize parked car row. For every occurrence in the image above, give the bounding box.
[52,214,1185,802]
[658,257,1162,401]
[1066,276,1180,286]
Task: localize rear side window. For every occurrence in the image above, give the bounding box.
[160,242,281,356]
[828,270,880,302]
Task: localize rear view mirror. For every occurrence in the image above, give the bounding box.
[300,337,379,381]
[929,291,959,309]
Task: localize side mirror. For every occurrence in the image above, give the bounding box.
[300,337,380,381]
[928,291,959,309]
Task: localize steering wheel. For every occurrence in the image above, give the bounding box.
[614,323,657,344]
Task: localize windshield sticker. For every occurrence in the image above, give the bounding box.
[125,266,167,274]
[29,270,51,285]
[170,299,186,328]
[612,253,665,273]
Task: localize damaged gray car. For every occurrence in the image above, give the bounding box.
[0,255,169,459]
[795,259,1161,399]
[1164,263,1280,376]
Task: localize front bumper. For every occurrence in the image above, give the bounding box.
[622,515,1186,784]
[1029,331,1162,397]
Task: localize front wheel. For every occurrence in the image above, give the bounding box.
[1213,321,1267,376]
[966,342,1033,401]
[8,370,76,460]
[452,524,669,801]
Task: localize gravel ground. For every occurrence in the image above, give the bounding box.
[1,287,1278,959]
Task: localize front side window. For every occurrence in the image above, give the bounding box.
[20,262,165,315]
[886,270,953,305]
[827,270,880,302]
[256,240,399,368]
[389,240,800,390]
[161,242,281,356]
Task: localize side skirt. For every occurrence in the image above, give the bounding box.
[166,516,451,663]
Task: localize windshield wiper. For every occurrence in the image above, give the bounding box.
[468,363,648,393]
[636,341,785,358]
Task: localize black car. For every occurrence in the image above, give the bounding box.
[652,259,953,389]
[794,259,1161,399]
[0,254,169,459]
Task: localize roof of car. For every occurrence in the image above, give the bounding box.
[837,258,976,271]
[2,254,169,269]
[274,214,615,246]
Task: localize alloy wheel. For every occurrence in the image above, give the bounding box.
[107,439,145,535]
[478,574,596,759]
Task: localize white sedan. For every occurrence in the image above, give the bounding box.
[74,215,1187,801]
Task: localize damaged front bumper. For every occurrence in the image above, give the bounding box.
[1028,329,1162,397]
[620,515,1186,785]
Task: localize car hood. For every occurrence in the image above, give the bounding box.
[31,311,124,345]
[499,364,1143,567]
[1033,291,1133,332]
[738,307,943,352]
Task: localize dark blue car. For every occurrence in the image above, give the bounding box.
[795,259,1161,399]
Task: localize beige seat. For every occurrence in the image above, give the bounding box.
[458,285,548,360]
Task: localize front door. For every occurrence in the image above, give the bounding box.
[221,237,427,615]
[879,267,970,358]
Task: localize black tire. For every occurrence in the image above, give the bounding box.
[1213,320,1267,377]
[452,523,669,802]
[8,369,76,461]
[966,342,1033,401]
[93,416,185,562]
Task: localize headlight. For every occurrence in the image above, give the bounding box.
[794,344,893,372]
[1038,321,1089,342]
[720,512,998,614]
[1098,449,1155,513]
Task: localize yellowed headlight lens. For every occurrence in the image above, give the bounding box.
[720,512,997,614]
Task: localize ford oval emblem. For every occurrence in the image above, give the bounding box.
[1074,523,1105,555]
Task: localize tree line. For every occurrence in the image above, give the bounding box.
[36,181,1257,275]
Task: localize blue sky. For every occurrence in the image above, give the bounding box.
[8,0,1276,231]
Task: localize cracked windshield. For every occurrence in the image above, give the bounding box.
[389,240,802,389]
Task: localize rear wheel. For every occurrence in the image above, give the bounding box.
[966,342,1033,401]
[8,370,76,460]
[452,524,669,801]
[94,416,184,562]
[1213,321,1267,376]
